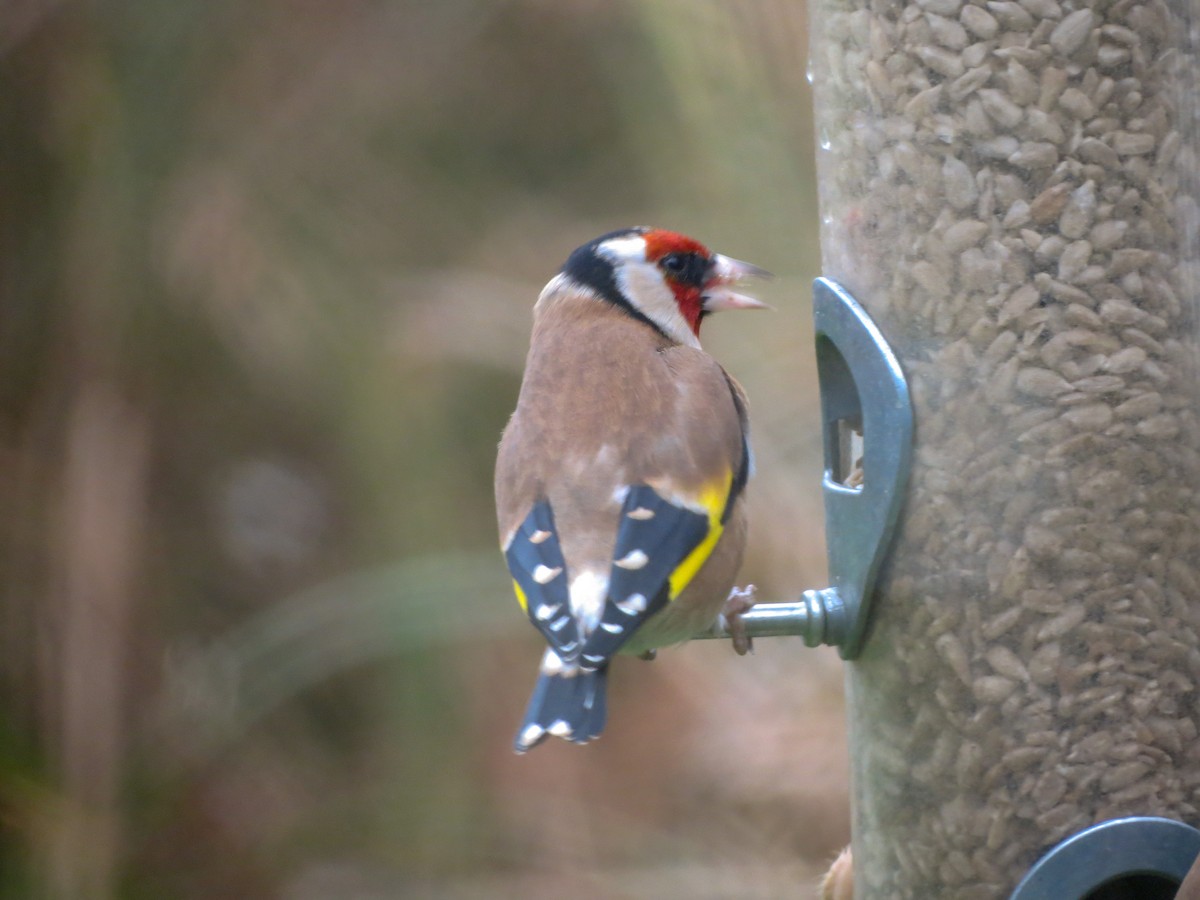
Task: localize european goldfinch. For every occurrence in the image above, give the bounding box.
[495,227,768,753]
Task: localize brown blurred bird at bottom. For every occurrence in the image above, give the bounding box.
[819,846,853,900]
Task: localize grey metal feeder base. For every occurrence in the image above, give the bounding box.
[1010,817,1200,900]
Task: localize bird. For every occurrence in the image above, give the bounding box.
[820,847,854,900]
[494,226,770,753]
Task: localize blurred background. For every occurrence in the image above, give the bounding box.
[0,1,846,896]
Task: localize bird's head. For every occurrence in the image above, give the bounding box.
[552,226,771,347]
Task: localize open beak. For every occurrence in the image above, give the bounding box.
[702,254,773,313]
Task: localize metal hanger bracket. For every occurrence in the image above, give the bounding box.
[698,277,913,660]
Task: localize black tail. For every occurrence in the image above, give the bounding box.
[513,665,608,753]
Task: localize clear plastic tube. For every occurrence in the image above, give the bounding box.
[810,1,1200,895]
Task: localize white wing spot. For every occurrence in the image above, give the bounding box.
[614,549,649,570]
[535,603,556,621]
[601,622,624,634]
[519,724,545,746]
[617,593,648,616]
[529,529,552,544]
[541,649,565,675]
[548,720,573,737]
[550,615,571,632]
[533,564,563,584]
[627,506,655,520]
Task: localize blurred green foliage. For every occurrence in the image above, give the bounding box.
[1,2,843,897]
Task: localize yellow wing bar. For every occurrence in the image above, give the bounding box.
[667,469,733,600]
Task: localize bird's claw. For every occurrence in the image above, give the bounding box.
[718,584,757,656]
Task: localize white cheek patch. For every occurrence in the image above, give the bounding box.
[597,237,701,348]
[614,261,701,349]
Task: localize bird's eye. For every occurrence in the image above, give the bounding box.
[661,253,686,274]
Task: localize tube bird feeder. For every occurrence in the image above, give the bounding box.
[801,0,1200,895]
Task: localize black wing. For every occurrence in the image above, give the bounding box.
[505,500,581,662]
[578,484,710,671]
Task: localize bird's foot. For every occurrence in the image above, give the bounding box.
[718,584,757,656]
[637,649,657,661]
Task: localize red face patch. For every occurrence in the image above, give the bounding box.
[668,283,704,336]
[642,230,713,336]
[642,229,710,264]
